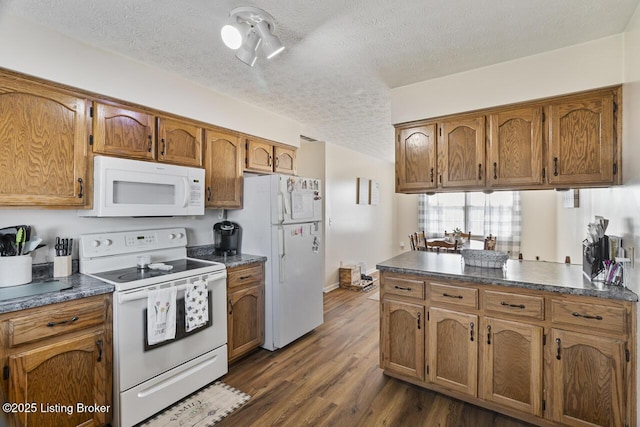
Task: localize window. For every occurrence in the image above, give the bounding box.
[419,191,521,256]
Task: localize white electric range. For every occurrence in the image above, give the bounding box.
[79,228,227,427]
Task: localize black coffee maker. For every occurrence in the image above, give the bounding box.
[213,221,242,256]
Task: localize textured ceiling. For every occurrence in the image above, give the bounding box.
[2,0,639,161]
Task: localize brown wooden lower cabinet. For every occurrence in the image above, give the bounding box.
[380,298,425,380]
[379,270,636,427]
[0,294,112,427]
[227,262,265,363]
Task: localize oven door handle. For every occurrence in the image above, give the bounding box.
[117,274,224,303]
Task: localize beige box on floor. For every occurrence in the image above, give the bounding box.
[339,265,361,287]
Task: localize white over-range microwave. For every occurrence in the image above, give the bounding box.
[78,156,205,217]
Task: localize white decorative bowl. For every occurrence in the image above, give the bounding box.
[461,249,509,269]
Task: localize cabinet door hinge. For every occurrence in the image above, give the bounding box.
[3,366,8,380]
[543,334,546,346]
[614,102,618,113]
[542,112,545,122]
[626,349,630,362]
[613,163,618,175]
[89,106,93,118]
[89,135,94,146]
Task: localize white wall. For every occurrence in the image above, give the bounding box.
[392,34,624,124]
[520,191,558,262]
[322,143,397,290]
[0,14,303,265]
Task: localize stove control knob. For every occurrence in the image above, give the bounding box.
[168,233,176,240]
[91,240,100,247]
[103,239,113,246]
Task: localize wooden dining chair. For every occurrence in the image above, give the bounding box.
[408,234,416,251]
[444,230,471,240]
[413,231,427,251]
[484,234,497,250]
[426,239,458,253]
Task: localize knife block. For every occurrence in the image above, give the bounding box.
[53,255,72,278]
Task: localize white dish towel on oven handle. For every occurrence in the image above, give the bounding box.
[147,287,177,345]
[185,279,209,332]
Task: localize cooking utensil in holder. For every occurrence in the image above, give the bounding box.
[0,255,32,287]
[583,238,608,281]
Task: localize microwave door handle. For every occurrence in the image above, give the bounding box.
[182,177,190,207]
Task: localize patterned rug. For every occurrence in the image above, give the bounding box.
[140,381,250,426]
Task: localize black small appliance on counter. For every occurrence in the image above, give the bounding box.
[213,221,242,256]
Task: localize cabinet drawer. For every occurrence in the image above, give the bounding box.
[9,298,107,347]
[483,290,544,320]
[383,276,426,300]
[430,283,478,309]
[551,299,626,334]
[228,263,264,289]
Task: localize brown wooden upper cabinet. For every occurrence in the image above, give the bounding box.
[0,74,88,207]
[438,115,485,189]
[93,102,155,160]
[547,91,615,186]
[203,129,243,209]
[394,86,621,194]
[488,106,543,187]
[157,116,203,167]
[396,124,437,192]
[93,103,203,167]
[245,137,297,175]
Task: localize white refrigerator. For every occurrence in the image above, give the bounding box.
[228,174,324,351]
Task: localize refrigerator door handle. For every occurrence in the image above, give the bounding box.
[279,226,286,283]
[278,191,286,223]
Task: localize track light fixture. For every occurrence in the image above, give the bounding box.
[220,7,285,67]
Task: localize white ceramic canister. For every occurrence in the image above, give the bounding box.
[0,255,32,287]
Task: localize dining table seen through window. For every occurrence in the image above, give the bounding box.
[418,191,521,257]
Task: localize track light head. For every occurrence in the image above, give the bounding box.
[221,7,284,66]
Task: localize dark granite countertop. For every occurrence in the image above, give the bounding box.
[0,273,114,315]
[377,251,638,302]
[188,246,267,269]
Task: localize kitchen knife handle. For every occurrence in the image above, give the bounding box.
[77,178,84,199]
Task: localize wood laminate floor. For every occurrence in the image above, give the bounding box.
[218,288,534,427]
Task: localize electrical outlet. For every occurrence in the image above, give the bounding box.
[400,241,405,249]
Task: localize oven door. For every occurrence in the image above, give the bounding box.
[114,270,226,392]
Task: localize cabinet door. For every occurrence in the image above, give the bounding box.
[480,317,543,416]
[274,146,296,175]
[381,299,425,380]
[228,284,264,362]
[9,331,108,427]
[93,102,155,160]
[488,106,543,187]
[438,116,485,189]
[547,92,615,186]
[428,307,477,396]
[245,138,274,173]
[548,329,625,427]
[0,78,88,206]
[396,125,437,192]
[203,129,243,209]
[157,117,203,167]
